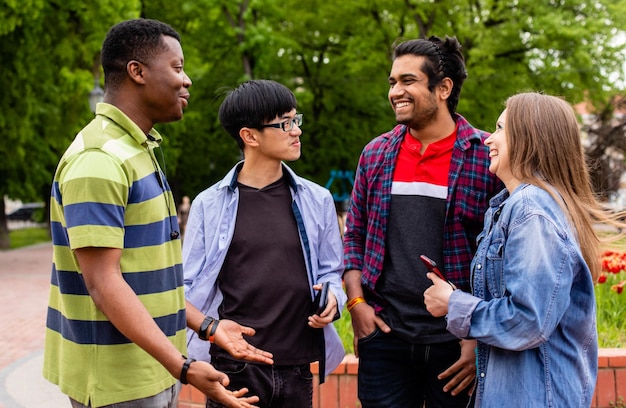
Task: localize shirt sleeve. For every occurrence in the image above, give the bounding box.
[451,212,576,351]
[343,157,368,272]
[59,150,128,250]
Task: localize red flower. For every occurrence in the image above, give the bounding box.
[611,281,626,294]
[601,251,626,275]
[598,274,607,284]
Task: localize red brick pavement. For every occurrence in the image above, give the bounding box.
[0,243,52,372]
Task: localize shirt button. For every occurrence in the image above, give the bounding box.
[480,372,485,378]
[476,264,482,270]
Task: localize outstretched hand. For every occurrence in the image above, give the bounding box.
[187,360,260,407]
[423,272,454,317]
[214,319,274,365]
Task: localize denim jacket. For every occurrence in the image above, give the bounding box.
[183,163,346,378]
[447,184,598,407]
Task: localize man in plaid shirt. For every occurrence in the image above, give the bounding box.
[343,36,503,408]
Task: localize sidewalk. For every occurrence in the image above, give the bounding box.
[0,243,68,408]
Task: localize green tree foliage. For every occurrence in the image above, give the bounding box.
[2,0,625,247]
[0,0,140,246]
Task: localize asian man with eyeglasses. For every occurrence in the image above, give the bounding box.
[182,79,346,408]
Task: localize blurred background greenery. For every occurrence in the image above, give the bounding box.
[2,0,626,249]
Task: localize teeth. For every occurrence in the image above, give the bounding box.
[396,102,410,108]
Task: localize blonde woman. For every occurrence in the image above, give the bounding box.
[424,92,626,407]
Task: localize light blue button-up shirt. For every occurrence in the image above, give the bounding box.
[183,163,346,377]
[447,183,598,407]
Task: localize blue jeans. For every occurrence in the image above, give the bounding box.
[69,383,180,408]
[357,329,473,408]
[206,357,313,408]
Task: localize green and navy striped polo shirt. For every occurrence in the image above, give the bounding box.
[43,103,186,407]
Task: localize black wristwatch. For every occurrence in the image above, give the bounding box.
[198,316,215,341]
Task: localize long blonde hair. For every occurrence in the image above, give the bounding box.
[505,92,625,281]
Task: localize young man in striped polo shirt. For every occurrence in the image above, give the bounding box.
[43,18,267,408]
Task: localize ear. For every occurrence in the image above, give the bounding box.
[240,127,260,148]
[127,60,147,85]
[437,77,453,100]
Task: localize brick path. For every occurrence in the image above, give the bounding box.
[0,243,68,407]
[0,244,51,371]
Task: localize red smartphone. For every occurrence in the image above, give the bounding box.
[420,255,457,289]
[419,255,446,280]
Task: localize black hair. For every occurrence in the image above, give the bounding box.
[218,80,297,151]
[393,35,468,114]
[101,18,181,90]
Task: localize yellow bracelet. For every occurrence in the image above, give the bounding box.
[347,296,366,311]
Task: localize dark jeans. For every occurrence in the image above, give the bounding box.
[357,329,473,408]
[206,357,313,408]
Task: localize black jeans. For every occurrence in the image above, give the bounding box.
[357,329,473,408]
[206,357,313,408]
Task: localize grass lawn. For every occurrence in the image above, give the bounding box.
[8,226,51,249]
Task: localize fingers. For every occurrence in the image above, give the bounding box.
[426,271,445,284]
[239,325,256,336]
[307,313,330,328]
[243,347,274,365]
[438,343,477,396]
[230,388,260,406]
[199,361,229,383]
[443,368,476,395]
[231,387,250,398]
[425,271,436,283]
[374,315,391,333]
[228,342,274,364]
[308,300,337,328]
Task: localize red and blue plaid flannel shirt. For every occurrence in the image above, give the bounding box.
[343,114,504,311]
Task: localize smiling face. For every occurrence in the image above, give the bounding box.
[388,55,439,131]
[485,109,520,192]
[142,35,192,123]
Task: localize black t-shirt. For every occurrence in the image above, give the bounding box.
[211,176,322,365]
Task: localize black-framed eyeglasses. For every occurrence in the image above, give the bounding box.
[260,114,303,132]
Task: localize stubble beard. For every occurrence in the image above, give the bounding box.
[397,103,438,131]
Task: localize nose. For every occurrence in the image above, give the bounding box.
[183,71,192,88]
[388,83,404,100]
[290,124,302,136]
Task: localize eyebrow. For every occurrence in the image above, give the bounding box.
[389,73,420,81]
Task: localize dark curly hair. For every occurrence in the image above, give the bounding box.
[393,36,468,114]
[101,18,180,90]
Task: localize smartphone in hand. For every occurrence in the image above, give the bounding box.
[419,255,457,289]
[312,281,329,315]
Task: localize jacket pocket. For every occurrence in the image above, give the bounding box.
[485,238,505,298]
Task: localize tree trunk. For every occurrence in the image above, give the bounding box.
[0,198,10,250]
